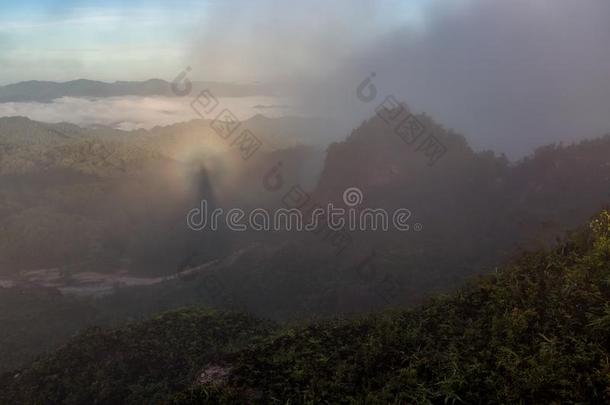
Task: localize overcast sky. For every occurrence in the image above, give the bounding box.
[1,0,610,158]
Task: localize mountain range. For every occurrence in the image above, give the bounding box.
[0,79,274,103]
[1,107,610,378]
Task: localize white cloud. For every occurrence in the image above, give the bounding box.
[0,95,295,130]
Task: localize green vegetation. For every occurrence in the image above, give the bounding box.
[0,309,275,404]
[3,211,610,403]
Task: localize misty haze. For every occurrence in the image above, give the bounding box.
[1,1,610,403]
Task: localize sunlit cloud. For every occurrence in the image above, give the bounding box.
[0,95,295,130]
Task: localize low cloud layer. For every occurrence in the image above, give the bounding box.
[0,95,295,131]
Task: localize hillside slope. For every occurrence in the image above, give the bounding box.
[0,310,275,404]
[2,211,610,404]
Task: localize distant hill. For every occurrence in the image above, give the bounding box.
[3,211,610,403]
[0,116,86,146]
[0,79,274,103]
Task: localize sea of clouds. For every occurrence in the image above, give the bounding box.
[0,95,294,130]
